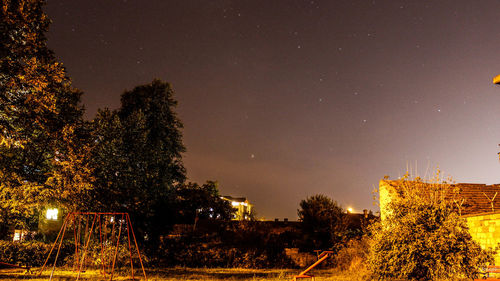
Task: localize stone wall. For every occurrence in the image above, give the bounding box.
[465,212,500,264]
[379,180,394,221]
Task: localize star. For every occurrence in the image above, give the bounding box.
[250,154,255,159]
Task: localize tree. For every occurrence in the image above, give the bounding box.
[0,0,88,237]
[174,181,234,224]
[89,79,186,243]
[368,175,492,280]
[297,194,346,251]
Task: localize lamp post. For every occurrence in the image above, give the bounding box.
[494,75,500,160]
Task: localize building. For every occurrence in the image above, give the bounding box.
[221,196,253,220]
[8,206,63,242]
[379,180,500,263]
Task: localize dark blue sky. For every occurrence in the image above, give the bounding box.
[45,0,500,219]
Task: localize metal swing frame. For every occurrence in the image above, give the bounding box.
[38,212,147,281]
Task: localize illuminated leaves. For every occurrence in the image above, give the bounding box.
[0,0,87,234]
[368,175,492,280]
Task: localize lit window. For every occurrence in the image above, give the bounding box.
[13,230,27,242]
[46,208,58,220]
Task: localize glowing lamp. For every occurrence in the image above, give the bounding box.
[46,208,58,220]
[494,74,500,85]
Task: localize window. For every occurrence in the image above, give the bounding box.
[46,208,58,220]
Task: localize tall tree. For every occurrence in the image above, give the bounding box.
[0,0,88,236]
[298,194,346,251]
[90,79,186,243]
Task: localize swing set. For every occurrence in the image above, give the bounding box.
[38,212,147,281]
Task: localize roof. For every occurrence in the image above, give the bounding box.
[455,183,500,215]
[221,196,248,203]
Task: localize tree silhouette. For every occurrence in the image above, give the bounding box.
[0,0,88,237]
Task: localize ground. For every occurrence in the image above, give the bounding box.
[0,267,368,281]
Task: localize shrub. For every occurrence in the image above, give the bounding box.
[154,233,295,268]
[334,237,369,271]
[0,239,148,271]
[0,241,73,267]
[368,175,493,280]
[62,241,149,270]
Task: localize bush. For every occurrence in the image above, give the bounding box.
[334,237,369,271]
[154,232,295,268]
[0,239,148,270]
[368,175,493,280]
[63,241,149,269]
[0,241,73,267]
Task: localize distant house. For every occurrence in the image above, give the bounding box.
[221,196,253,220]
[345,209,377,230]
[380,180,500,264]
[9,206,63,242]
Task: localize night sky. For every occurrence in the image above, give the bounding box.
[45,0,500,220]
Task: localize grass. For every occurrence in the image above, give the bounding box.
[0,267,368,281]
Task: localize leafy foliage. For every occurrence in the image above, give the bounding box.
[156,223,296,268]
[174,181,235,224]
[0,0,90,237]
[334,237,370,272]
[0,240,73,266]
[297,194,346,251]
[368,175,493,280]
[88,80,186,243]
[0,1,233,245]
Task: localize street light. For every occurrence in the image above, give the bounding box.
[494,75,500,160]
[494,74,500,84]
